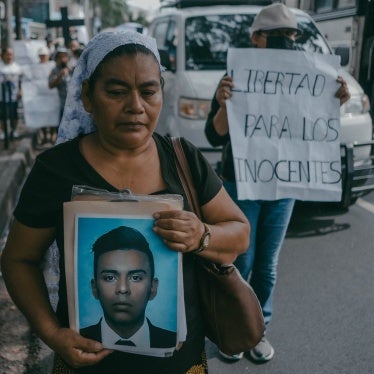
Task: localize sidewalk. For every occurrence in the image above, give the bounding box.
[0,125,55,373]
[0,118,58,237]
[0,129,35,237]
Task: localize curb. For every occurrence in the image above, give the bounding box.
[0,137,34,236]
[0,135,55,373]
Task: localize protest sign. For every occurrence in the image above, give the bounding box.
[22,62,60,128]
[226,48,342,201]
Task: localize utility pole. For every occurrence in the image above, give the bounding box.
[84,0,92,39]
[1,0,13,48]
[0,1,5,47]
[14,0,22,40]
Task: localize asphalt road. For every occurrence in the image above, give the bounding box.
[206,192,374,374]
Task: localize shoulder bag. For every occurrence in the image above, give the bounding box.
[171,137,265,355]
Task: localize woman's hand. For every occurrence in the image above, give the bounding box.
[336,76,350,106]
[153,188,249,265]
[153,210,205,253]
[212,76,234,136]
[215,76,234,108]
[48,327,112,368]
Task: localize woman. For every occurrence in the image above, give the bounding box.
[1,31,249,373]
[204,3,350,363]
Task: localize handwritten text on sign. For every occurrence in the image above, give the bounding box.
[226,49,341,201]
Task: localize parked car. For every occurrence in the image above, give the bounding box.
[148,0,373,206]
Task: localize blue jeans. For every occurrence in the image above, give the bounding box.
[224,180,295,327]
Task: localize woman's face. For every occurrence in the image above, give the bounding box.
[82,52,163,149]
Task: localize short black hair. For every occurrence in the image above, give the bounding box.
[92,226,155,280]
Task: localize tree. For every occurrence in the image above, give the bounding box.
[90,0,130,29]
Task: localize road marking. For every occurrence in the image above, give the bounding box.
[356,198,374,214]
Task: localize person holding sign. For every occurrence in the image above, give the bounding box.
[205,2,350,363]
[1,31,249,373]
[80,225,177,350]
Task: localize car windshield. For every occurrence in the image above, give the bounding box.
[185,14,331,70]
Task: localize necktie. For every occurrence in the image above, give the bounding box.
[115,339,136,346]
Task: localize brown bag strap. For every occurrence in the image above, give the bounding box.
[171,137,202,219]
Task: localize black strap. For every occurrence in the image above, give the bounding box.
[171,137,202,219]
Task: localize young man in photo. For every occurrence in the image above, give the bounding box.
[80,225,177,350]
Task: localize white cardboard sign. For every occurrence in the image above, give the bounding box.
[22,62,60,129]
[226,48,342,201]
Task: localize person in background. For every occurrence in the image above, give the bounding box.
[48,47,72,125]
[0,47,23,140]
[35,46,58,145]
[1,31,249,373]
[38,46,50,64]
[45,34,55,58]
[70,46,84,74]
[205,3,350,363]
[53,37,66,55]
[68,39,83,70]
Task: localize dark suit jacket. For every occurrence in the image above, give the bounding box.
[80,318,176,349]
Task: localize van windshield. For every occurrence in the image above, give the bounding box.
[185,14,332,70]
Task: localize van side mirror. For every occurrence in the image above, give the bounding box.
[335,46,350,66]
[158,48,175,72]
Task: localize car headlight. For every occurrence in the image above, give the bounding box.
[178,97,211,120]
[340,93,370,116]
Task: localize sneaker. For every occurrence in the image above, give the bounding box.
[219,350,244,361]
[249,337,275,362]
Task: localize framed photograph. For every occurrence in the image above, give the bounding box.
[63,194,186,357]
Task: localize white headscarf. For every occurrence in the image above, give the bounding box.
[56,31,163,144]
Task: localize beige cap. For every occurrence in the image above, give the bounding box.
[251,3,301,35]
[38,46,50,56]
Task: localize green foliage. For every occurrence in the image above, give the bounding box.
[71,0,149,30]
[92,0,130,28]
[134,12,149,27]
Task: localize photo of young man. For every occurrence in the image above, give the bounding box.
[79,225,177,351]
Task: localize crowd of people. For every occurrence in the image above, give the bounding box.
[0,36,85,144]
[1,3,351,373]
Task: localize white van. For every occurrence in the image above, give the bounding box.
[148,1,373,206]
